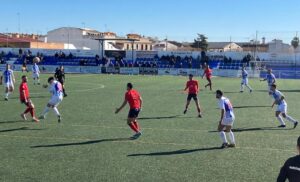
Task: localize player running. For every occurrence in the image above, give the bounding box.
[202,65,212,90]
[270,84,298,128]
[183,74,202,117]
[216,90,236,148]
[39,77,63,123]
[115,83,142,139]
[240,67,253,93]
[32,62,41,85]
[0,64,15,101]
[54,65,67,97]
[260,69,276,94]
[19,75,39,122]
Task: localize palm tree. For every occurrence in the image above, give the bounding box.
[291,36,299,63]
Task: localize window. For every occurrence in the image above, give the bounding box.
[141,44,144,50]
[127,44,130,50]
[145,44,148,50]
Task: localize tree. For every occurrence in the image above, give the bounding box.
[192,34,208,51]
[291,36,299,63]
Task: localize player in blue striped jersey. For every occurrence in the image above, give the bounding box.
[32,62,40,85]
[0,64,15,101]
[240,67,253,93]
[260,69,276,94]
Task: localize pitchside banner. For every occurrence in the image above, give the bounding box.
[139,67,158,75]
[158,68,201,76]
[119,67,139,75]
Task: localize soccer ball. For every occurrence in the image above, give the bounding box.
[33,57,41,63]
[42,84,48,88]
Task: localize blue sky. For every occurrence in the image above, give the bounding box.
[1,0,300,43]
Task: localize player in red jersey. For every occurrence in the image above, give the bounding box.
[202,65,212,90]
[19,75,39,122]
[183,74,202,117]
[115,83,142,139]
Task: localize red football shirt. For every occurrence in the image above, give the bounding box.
[186,80,199,94]
[204,68,212,78]
[19,82,29,101]
[125,89,141,109]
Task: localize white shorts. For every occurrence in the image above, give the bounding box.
[241,78,248,85]
[276,104,287,113]
[48,96,63,107]
[32,73,40,79]
[4,82,14,89]
[221,116,235,126]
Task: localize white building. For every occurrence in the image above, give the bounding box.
[207,42,243,52]
[268,39,291,53]
[44,27,119,50]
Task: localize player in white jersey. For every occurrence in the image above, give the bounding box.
[240,67,253,93]
[260,69,276,94]
[216,90,236,148]
[32,63,40,85]
[0,64,15,101]
[270,84,298,128]
[39,77,63,122]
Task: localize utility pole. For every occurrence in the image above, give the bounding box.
[6,28,9,48]
[17,12,21,34]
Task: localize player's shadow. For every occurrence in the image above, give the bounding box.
[209,126,294,133]
[30,138,131,148]
[138,115,193,120]
[128,147,222,157]
[0,127,44,133]
[29,95,49,99]
[256,89,300,93]
[233,106,270,109]
[0,120,28,124]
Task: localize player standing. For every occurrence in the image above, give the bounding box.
[115,83,142,139]
[216,90,236,148]
[240,67,253,93]
[32,62,40,85]
[19,75,39,122]
[54,65,67,97]
[260,69,276,94]
[0,64,15,101]
[270,84,298,128]
[277,136,300,182]
[202,65,212,90]
[183,74,202,117]
[39,77,63,123]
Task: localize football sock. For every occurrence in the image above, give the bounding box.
[285,115,297,123]
[53,107,60,116]
[133,121,140,131]
[128,123,139,133]
[228,131,235,144]
[276,116,285,125]
[42,107,50,116]
[24,108,31,114]
[5,92,9,98]
[219,131,227,143]
[30,108,35,117]
[240,84,244,91]
[246,85,252,91]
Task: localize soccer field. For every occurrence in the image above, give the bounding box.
[0,72,299,182]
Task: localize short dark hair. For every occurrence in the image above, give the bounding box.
[127,83,133,89]
[216,90,223,96]
[271,84,277,88]
[48,77,55,83]
[189,74,193,77]
[21,75,26,79]
[298,136,300,147]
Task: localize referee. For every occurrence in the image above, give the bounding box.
[54,65,67,97]
[277,136,300,182]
